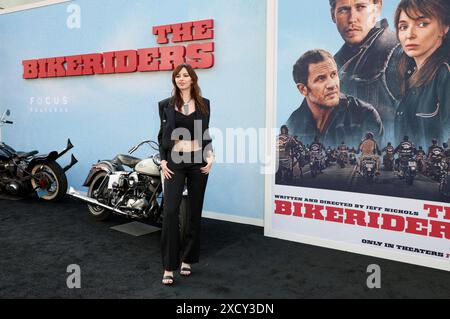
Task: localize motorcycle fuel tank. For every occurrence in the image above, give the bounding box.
[0,149,10,160]
[135,158,160,177]
[0,144,15,160]
[0,143,15,156]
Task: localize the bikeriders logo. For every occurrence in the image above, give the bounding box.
[22,19,215,79]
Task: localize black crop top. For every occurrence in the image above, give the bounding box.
[175,110,197,140]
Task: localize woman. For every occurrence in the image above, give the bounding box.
[158,64,213,286]
[394,0,450,149]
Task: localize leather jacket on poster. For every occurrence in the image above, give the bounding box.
[395,62,450,149]
[277,134,293,154]
[277,134,294,169]
[157,97,212,161]
[309,142,324,154]
[382,145,395,155]
[395,141,416,157]
[359,139,380,156]
[427,145,445,159]
[286,94,384,148]
[335,20,402,140]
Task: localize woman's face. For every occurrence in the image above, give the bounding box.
[175,67,193,91]
[397,10,449,66]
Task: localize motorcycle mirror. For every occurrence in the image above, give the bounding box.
[6,110,10,116]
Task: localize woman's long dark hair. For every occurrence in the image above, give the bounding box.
[171,63,208,114]
[394,0,450,96]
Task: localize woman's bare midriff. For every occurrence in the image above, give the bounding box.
[173,140,202,152]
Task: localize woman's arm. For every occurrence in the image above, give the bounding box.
[158,100,168,161]
[204,99,214,161]
[157,100,174,179]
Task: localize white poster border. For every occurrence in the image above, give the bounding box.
[263,0,450,272]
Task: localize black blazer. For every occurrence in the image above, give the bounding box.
[157,97,212,161]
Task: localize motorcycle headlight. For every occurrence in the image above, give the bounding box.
[153,154,161,166]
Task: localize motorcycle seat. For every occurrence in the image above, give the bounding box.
[16,150,38,159]
[112,154,141,169]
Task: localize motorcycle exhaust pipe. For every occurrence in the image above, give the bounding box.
[68,187,129,216]
[63,154,78,172]
[57,139,74,159]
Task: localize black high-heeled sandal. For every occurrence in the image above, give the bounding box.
[180,266,192,277]
[162,275,174,286]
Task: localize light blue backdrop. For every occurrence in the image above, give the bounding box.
[0,0,267,219]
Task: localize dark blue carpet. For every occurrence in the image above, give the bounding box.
[0,197,449,299]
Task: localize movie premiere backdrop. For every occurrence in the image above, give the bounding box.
[1,0,449,271]
[0,0,266,224]
[266,0,450,271]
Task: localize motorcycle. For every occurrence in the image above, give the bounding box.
[0,109,77,201]
[397,156,417,185]
[427,151,445,181]
[383,154,394,171]
[325,149,333,167]
[289,140,307,179]
[276,158,293,184]
[309,152,322,178]
[337,151,348,168]
[439,160,450,198]
[330,149,337,163]
[68,140,189,234]
[415,153,426,173]
[349,152,357,166]
[361,156,376,184]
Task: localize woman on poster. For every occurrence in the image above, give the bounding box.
[158,63,214,285]
[394,0,450,149]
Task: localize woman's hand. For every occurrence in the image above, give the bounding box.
[200,158,213,175]
[160,160,174,179]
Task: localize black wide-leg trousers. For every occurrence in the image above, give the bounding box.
[161,151,209,271]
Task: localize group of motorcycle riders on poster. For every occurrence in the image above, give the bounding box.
[276,0,450,198]
[277,125,450,191]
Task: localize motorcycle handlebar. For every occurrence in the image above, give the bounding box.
[5,121,13,124]
[128,140,159,154]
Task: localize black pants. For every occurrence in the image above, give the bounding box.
[161,151,209,271]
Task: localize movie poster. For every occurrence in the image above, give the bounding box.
[267,0,450,270]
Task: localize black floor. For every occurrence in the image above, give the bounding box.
[0,197,449,299]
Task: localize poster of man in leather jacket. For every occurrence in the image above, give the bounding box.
[275,0,449,203]
[330,0,402,141]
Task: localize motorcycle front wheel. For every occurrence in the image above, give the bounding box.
[406,174,414,185]
[311,164,317,178]
[87,172,111,221]
[384,162,392,171]
[30,161,68,202]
